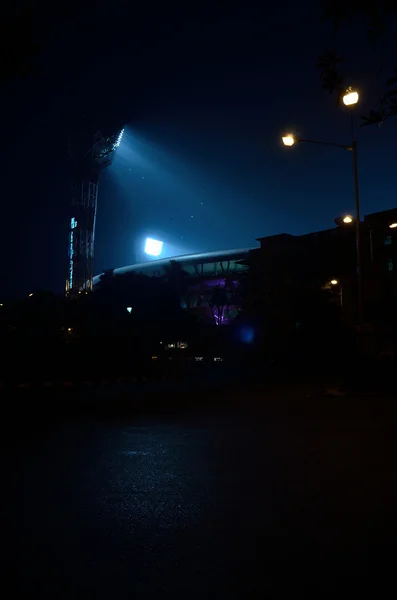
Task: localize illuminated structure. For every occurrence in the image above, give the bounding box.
[93,248,252,283]
[66,127,124,295]
[92,207,397,327]
[93,248,253,324]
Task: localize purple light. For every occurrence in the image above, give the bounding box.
[214,311,224,325]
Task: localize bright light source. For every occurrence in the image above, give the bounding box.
[389,223,397,229]
[126,307,132,314]
[330,279,338,285]
[343,215,354,224]
[342,87,359,106]
[28,293,34,297]
[67,327,73,332]
[282,134,295,146]
[114,128,124,148]
[145,237,163,256]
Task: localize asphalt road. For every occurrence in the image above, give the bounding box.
[3,387,397,598]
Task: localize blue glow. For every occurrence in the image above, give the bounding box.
[240,326,254,344]
[69,217,77,289]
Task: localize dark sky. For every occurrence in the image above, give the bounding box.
[2,1,397,297]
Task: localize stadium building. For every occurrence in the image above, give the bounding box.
[93,247,254,324]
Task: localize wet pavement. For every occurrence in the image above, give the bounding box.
[3,388,397,597]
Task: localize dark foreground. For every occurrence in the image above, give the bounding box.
[2,383,397,598]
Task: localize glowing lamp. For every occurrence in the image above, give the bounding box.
[330,280,338,285]
[389,223,397,229]
[145,237,163,256]
[342,87,359,106]
[342,215,353,224]
[282,134,295,146]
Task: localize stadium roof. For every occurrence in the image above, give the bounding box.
[93,247,256,286]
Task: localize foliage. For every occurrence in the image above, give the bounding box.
[92,270,184,327]
[318,0,397,125]
[162,260,190,307]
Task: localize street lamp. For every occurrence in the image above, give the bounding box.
[281,86,363,324]
[343,87,362,326]
[329,279,343,308]
[282,134,295,146]
[389,223,397,229]
[342,87,359,107]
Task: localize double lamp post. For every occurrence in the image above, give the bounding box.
[281,87,363,326]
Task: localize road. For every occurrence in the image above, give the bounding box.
[3,386,397,597]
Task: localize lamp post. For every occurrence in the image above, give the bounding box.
[282,87,363,325]
[343,87,362,328]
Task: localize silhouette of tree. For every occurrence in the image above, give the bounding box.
[162,260,190,307]
[207,285,228,325]
[318,0,397,125]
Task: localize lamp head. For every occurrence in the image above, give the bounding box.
[342,87,359,107]
[282,134,295,147]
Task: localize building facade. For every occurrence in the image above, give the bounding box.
[93,208,397,330]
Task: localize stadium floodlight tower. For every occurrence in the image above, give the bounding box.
[66,126,124,295]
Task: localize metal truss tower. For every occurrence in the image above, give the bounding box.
[66,127,124,295]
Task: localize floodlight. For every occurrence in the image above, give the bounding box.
[145,238,163,256]
[114,128,124,149]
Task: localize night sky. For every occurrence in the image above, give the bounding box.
[2,2,397,297]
